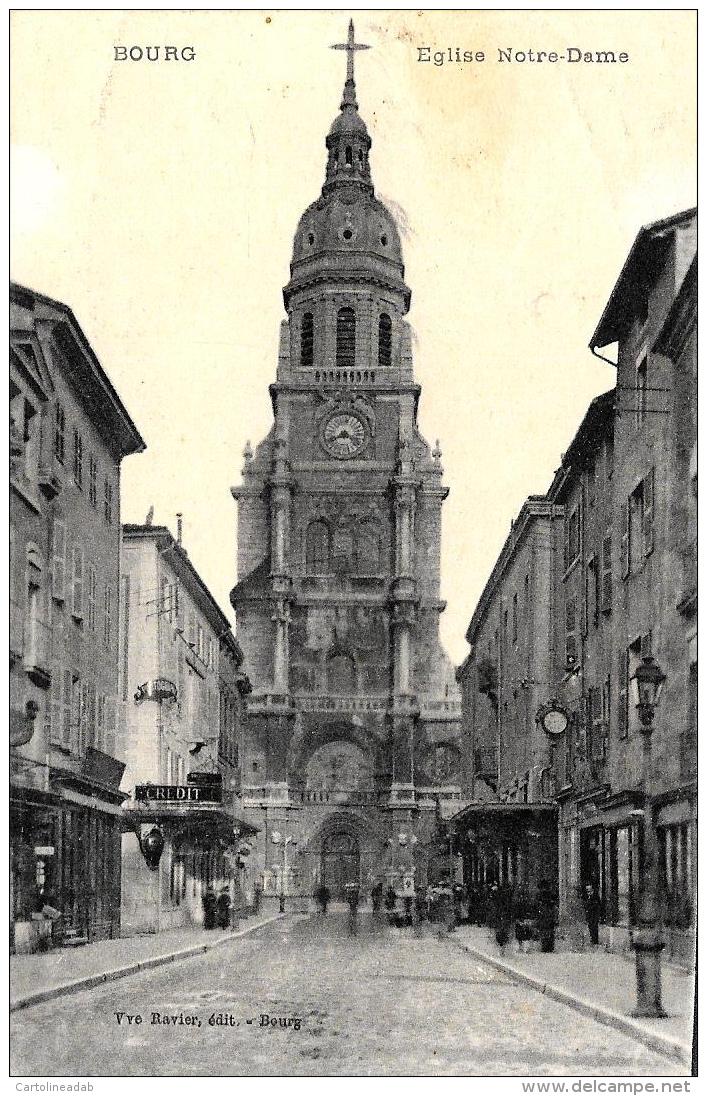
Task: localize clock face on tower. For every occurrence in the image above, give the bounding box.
[321,412,367,459]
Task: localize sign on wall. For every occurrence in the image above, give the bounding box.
[134,783,222,804]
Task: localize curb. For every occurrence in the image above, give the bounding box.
[10,913,286,1013]
[452,937,691,1067]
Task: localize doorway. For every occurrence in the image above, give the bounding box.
[321,831,360,898]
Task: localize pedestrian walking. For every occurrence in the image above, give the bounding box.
[582,882,602,946]
[216,886,231,929]
[491,883,513,949]
[345,882,360,935]
[535,879,557,953]
[315,882,331,915]
[384,884,397,925]
[513,885,535,951]
[371,880,383,914]
[202,885,217,929]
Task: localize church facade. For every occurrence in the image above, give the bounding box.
[231,25,461,905]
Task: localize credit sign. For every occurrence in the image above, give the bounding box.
[135,784,222,803]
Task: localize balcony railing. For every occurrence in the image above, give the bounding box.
[296,787,379,806]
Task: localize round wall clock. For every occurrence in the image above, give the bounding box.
[321,412,367,459]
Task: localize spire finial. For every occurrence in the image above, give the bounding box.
[331,19,370,111]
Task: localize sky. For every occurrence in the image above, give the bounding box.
[10,9,696,664]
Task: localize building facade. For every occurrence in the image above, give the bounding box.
[574,208,697,957]
[454,497,561,893]
[454,209,696,959]
[119,524,255,934]
[10,283,145,952]
[231,29,461,904]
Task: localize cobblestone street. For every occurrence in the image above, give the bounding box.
[11,915,681,1076]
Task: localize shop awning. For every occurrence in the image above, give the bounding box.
[122,803,259,843]
[449,801,557,827]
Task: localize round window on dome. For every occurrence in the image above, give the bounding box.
[380,234,388,247]
[343,229,353,241]
[307,232,315,246]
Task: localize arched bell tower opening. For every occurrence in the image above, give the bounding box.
[230,20,462,909]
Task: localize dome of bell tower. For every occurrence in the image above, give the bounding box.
[283,21,410,313]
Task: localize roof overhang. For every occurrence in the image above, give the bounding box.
[589,209,696,349]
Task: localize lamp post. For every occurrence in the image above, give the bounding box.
[630,655,667,1018]
[271,830,297,914]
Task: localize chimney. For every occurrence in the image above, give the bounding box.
[176,513,183,546]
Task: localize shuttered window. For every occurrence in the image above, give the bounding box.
[601,533,612,613]
[618,650,629,739]
[103,585,112,647]
[565,596,577,668]
[62,668,73,749]
[620,498,631,579]
[71,544,84,619]
[87,564,97,632]
[643,467,655,557]
[49,665,63,746]
[51,516,66,601]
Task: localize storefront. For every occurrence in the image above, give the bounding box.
[121,801,259,935]
[11,761,125,953]
[449,802,558,898]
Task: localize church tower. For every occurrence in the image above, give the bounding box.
[231,22,461,903]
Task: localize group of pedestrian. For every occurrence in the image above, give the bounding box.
[202,886,232,930]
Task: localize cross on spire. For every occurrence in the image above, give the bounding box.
[331,19,370,110]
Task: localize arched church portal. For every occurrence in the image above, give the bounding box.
[321,831,360,898]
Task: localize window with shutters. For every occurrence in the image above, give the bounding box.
[589,685,605,762]
[300,312,314,368]
[378,313,392,367]
[103,585,112,647]
[73,429,83,489]
[62,668,73,749]
[54,403,66,464]
[336,307,356,369]
[88,454,98,507]
[602,675,611,753]
[104,480,113,524]
[586,463,596,508]
[71,544,84,619]
[565,505,580,571]
[642,468,655,557]
[565,596,577,668]
[635,356,648,429]
[586,555,599,629]
[601,533,612,613]
[85,682,97,748]
[51,515,66,602]
[72,675,83,754]
[49,665,63,747]
[87,564,97,631]
[580,565,588,638]
[618,649,630,739]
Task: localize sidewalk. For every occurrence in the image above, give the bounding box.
[451,925,694,1067]
[10,910,283,1012]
